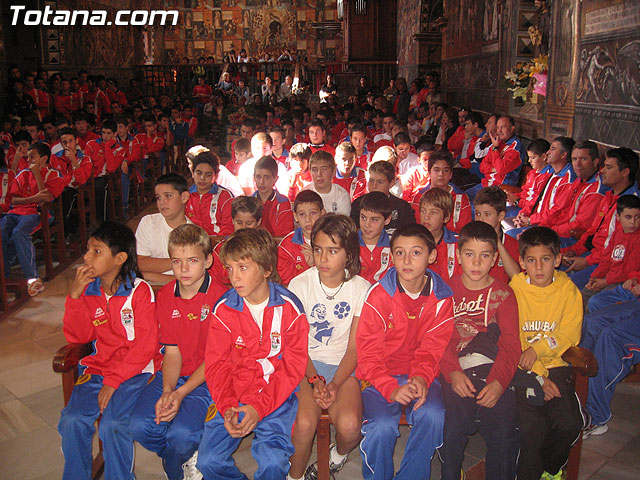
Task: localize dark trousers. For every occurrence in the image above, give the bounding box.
[61,187,79,235]
[439,377,519,480]
[94,176,108,223]
[516,367,583,480]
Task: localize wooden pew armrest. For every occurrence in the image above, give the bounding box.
[53,343,94,374]
[562,346,598,377]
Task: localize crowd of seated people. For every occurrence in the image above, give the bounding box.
[4,64,639,480]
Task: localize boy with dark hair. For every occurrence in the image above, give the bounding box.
[402,141,436,202]
[352,160,416,235]
[253,155,295,237]
[2,142,65,295]
[135,113,165,176]
[419,187,461,279]
[373,113,395,150]
[196,228,309,479]
[411,149,472,233]
[475,186,521,282]
[394,132,418,177]
[186,150,234,236]
[356,222,455,480]
[308,119,336,156]
[507,138,551,223]
[8,130,34,172]
[287,142,313,202]
[136,173,192,285]
[129,224,227,480]
[358,191,393,283]
[510,226,584,480]
[115,115,143,217]
[72,110,99,150]
[228,136,251,176]
[277,190,325,285]
[209,195,263,286]
[439,221,521,480]
[306,150,351,215]
[269,126,289,165]
[349,123,372,169]
[334,141,367,200]
[582,194,640,310]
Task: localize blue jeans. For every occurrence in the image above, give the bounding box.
[58,372,151,480]
[360,376,444,480]
[129,372,212,480]
[196,393,298,480]
[1,213,41,278]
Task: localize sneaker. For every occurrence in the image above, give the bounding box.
[541,470,563,480]
[182,450,203,480]
[303,444,348,480]
[583,422,608,438]
[27,278,45,297]
[328,443,349,474]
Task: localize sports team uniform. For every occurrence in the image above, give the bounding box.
[358,229,393,284]
[356,268,455,480]
[334,167,367,200]
[412,183,472,233]
[58,276,158,480]
[277,227,311,285]
[196,282,309,479]
[186,183,234,236]
[430,227,462,280]
[129,272,227,480]
[252,189,294,238]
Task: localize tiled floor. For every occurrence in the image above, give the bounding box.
[1,209,639,479]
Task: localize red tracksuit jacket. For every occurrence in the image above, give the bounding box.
[591,227,640,285]
[62,276,158,389]
[85,138,124,177]
[50,149,93,188]
[186,184,234,236]
[334,167,367,200]
[277,228,311,285]
[254,189,294,238]
[358,229,393,284]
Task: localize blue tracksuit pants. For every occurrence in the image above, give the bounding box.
[58,372,151,480]
[359,375,444,480]
[196,393,298,480]
[128,372,212,480]
[581,300,640,425]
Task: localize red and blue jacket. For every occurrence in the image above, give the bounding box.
[356,268,455,401]
[358,229,393,284]
[412,183,472,233]
[186,183,234,236]
[278,227,311,285]
[62,275,158,389]
[252,189,294,238]
[334,167,367,200]
[205,282,309,419]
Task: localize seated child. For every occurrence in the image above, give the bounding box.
[238,132,273,195]
[287,214,371,479]
[278,190,325,285]
[0,148,14,212]
[351,160,416,236]
[269,126,289,165]
[129,224,227,480]
[349,123,372,170]
[356,223,455,480]
[252,155,295,237]
[185,150,234,236]
[305,150,351,216]
[402,141,435,202]
[134,113,165,177]
[357,192,393,283]
[287,142,313,202]
[474,186,521,283]
[58,222,158,480]
[210,195,263,286]
[136,173,191,285]
[507,139,551,224]
[394,132,418,177]
[196,228,309,479]
[308,119,336,156]
[227,136,251,176]
[581,293,640,438]
[582,195,640,311]
[334,141,366,200]
[419,187,461,279]
[2,142,65,295]
[439,221,521,480]
[510,227,583,480]
[411,149,472,233]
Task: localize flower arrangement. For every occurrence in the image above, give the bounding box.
[503,54,548,101]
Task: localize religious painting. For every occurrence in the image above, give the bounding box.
[483,0,499,42]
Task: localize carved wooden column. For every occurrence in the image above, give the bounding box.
[544,0,581,138]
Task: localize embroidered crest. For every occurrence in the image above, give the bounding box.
[612,244,625,261]
[121,308,134,326]
[381,252,390,267]
[187,313,198,321]
[271,332,281,350]
[200,304,210,321]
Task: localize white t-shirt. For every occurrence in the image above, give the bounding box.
[216,164,244,197]
[237,156,289,195]
[245,297,269,331]
[398,152,419,176]
[305,183,351,216]
[135,213,192,274]
[288,267,370,364]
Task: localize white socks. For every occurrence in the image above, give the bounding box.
[330,444,348,465]
[287,475,303,480]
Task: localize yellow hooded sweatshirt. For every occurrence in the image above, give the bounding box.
[509,270,583,377]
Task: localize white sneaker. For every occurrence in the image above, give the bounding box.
[182,450,203,480]
[583,423,608,438]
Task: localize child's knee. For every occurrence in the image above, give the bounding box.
[294,409,320,437]
[334,412,362,440]
[127,411,154,442]
[98,413,129,440]
[165,421,201,450]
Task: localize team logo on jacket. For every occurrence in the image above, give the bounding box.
[381,252,390,268]
[93,307,107,326]
[271,332,281,350]
[387,313,394,329]
[172,309,181,318]
[121,308,134,326]
[200,304,210,321]
[235,335,246,348]
[187,313,197,321]
[205,404,218,422]
[612,244,625,261]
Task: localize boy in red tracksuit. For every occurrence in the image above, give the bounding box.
[506,139,551,220]
[308,119,336,157]
[582,195,640,309]
[58,221,158,480]
[402,142,435,202]
[419,187,462,280]
[252,155,294,237]
[358,192,393,284]
[115,116,143,217]
[85,119,125,222]
[2,143,65,295]
[334,141,367,200]
[439,221,521,480]
[278,190,325,286]
[411,150,472,233]
[72,111,100,150]
[356,223,455,480]
[349,123,373,169]
[210,196,263,286]
[183,104,198,143]
[474,187,521,283]
[287,143,313,202]
[185,150,234,236]
[196,228,309,479]
[135,114,165,176]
